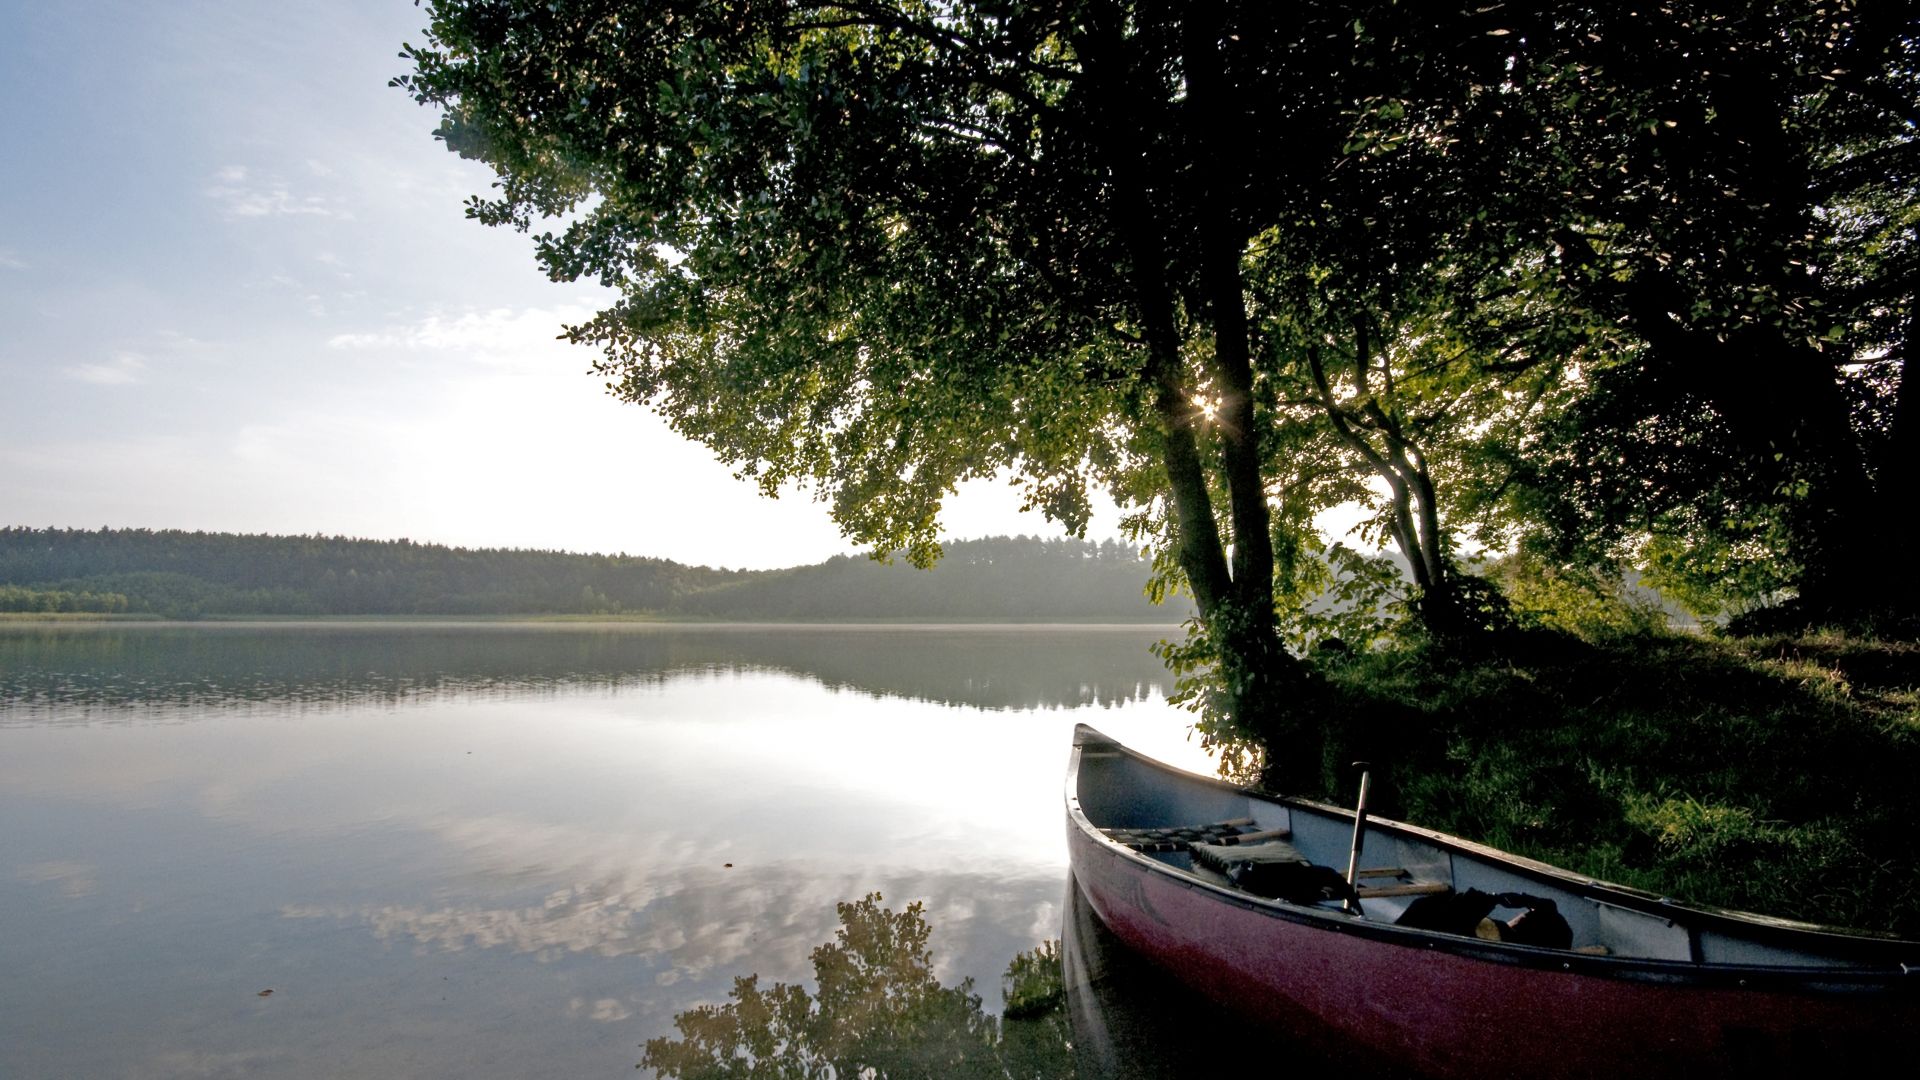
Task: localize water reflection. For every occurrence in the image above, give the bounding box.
[280,865,1069,994]
[0,622,1175,718]
[16,859,98,898]
[1061,876,1250,1080]
[642,892,1073,1079]
[635,883,1237,1079]
[0,625,1212,1078]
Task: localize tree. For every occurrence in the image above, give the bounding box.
[1488,2,1920,627]
[399,0,1551,787]
[1240,55,1598,644]
[399,2,1917,785]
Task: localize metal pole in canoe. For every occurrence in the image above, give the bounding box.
[1344,761,1372,912]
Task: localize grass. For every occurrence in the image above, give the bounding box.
[1307,627,1920,935]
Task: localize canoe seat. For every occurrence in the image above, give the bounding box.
[1101,818,1288,853]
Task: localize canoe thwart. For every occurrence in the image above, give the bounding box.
[1356,881,1453,898]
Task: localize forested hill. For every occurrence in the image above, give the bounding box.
[675,536,1184,621]
[0,527,739,617]
[0,528,1181,621]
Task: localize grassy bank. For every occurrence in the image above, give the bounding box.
[1308,628,1920,935]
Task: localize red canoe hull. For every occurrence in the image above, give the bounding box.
[1069,801,1914,1078]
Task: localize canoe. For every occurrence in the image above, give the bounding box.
[1065,723,1920,1077]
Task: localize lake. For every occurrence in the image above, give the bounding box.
[0,622,1213,1078]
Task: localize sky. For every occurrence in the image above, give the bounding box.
[0,0,1120,570]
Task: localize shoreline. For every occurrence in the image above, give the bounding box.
[0,613,1185,630]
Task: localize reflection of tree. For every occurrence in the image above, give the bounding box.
[1,625,1171,716]
[642,894,1070,1079]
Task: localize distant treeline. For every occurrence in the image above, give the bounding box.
[0,528,1181,621]
[0,528,744,618]
[680,536,1182,621]
[0,583,131,614]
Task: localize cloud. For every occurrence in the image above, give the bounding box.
[327,304,600,371]
[569,997,634,1023]
[67,350,148,385]
[0,248,26,270]
[205,165,347,220]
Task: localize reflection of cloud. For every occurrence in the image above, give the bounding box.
[283,869,814,982]
[281,864,1062,999]
[18,859,97,898]
[136,1049,282,1079]
[425,811,702,886]
[68,350,148,385]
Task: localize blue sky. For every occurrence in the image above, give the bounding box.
[0,1,1109,569]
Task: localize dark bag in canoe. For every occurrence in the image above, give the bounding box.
[1189,841,1358,906]
[1396,888,1573,949]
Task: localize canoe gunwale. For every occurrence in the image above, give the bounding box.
[1066,724,1920,992]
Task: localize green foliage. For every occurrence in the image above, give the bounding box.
[395,0,1920,759]
[1281,543,1407,655]
[1488,553,1671,640]
[1149,618,1252,777]
[394,0,1582,758]
[1324,629,1920,933]
[1406,572,1522,652]
[1637,528,1796,625]
[1621,794,1770,865]
[400,0,1135,569]
[0,584,128,614]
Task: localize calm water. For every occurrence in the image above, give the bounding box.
[0,622,1210,1079]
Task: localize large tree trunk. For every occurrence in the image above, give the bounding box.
[1641,289,1892,624]
[1080,5,1316,791]
[1136,253,1314,789]
[1182,0,1320,789]
[1716,338,1883,623]
[1599,259,1902,628]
